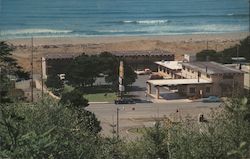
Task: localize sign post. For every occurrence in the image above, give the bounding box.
[119,61,124,99]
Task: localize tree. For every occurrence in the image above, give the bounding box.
[0,41,29,103]
[168,97,250,159]
[66,55,100,87]
[104,58,137,90]
[141,121,170,159]
[60,89,101,135]
[196,49,221,62]
[66,52,137,90]
[0,68,12,103]
[196,36,250,64]
[125,121,170,159]
[0,98,104,158]
[220,36,250,62]
[0,41,29,79]
[60,89,89,108]
[45,74,64,96]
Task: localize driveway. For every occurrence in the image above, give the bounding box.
[129,74,191,103]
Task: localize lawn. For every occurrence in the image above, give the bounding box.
[84,92,117,102]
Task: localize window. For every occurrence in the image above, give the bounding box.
[206,74,210,78]
[189,87,196,93]
[206,87,210,93]
[183,66,186,70]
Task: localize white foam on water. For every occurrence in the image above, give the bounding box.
[1,29,73,35]
[123,19,170,25]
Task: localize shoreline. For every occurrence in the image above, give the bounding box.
[6,32,249,46]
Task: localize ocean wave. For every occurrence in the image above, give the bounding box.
[227,13,234,16]
[2,29,73,35]
[93,23,246,35]
[122,20,170,25]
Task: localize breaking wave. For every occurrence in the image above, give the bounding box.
[2,29,73,36]
[122,20,170,25]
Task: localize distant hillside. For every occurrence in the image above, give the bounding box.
[220,36,250,62]
[196,36,250,63]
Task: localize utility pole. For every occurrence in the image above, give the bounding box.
[0,68,2,103]
[40,57,44,100]
[111,115,116,138]
[116,107,119,139]
[31,37,34,102]
[236,44,239,66]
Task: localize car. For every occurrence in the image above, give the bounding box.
[134,68,152,75]
[149,74,163,80]
[134,69,146,75]
[144,68,152,74]
[202,96,221,103]
[114,98,136,104]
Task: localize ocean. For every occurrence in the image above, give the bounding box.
[0,0,249,39]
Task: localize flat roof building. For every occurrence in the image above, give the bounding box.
[148,61,244,99]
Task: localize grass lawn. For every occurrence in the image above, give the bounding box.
[84,92,117,102]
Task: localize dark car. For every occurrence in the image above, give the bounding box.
[114,98,136,104]
[149,74,163,80]
[202,96,221,103]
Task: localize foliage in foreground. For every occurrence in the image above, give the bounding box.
[0,98,105,159]
[125,98,250,159]
[0,41,29,103]
[1,97,250,158]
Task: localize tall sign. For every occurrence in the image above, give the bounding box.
[119,61,125,98]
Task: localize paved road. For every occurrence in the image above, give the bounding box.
[87,102,221,140]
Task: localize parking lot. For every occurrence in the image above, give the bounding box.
[129,74,192,103]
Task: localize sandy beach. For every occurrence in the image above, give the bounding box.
[6,32,249,73]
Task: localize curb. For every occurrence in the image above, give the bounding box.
[89,102,111,104]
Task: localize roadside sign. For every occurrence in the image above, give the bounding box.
[119,84,125,92]
[119,76,123,84]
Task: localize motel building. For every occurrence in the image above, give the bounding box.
[147,60,244,99]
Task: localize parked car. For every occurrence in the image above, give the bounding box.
[114,98,136,104]
[149,74,163,80]
[134,68,152,75]
[134,69,146,75]
[202,96,221,103]
[144,68,152,74]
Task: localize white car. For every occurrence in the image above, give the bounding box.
[134,68,152,75]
